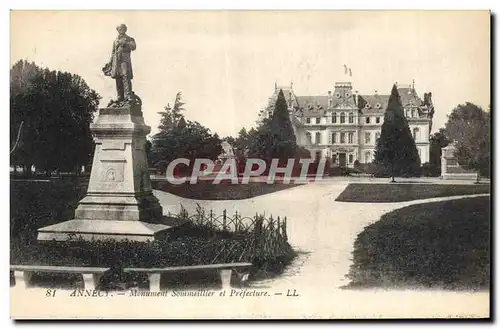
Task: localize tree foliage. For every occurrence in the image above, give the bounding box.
[444,102,490,178]
[373,84,421,180]
[151,92,222,173]
[423,128,450,176]
[157,92,185,132]
[10,60,100,174]
[247,89,299,163]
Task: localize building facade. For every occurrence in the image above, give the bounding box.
[259,82,434,167]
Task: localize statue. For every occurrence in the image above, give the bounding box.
[102,24,139,107]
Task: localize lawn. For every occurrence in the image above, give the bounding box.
[345,196,490,290]
[152,180,302,200]
[335,183,490,203]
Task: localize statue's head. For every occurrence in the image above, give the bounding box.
[116,24,127,35]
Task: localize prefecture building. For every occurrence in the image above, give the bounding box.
[258,82,435,168]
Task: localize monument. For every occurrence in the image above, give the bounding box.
[38,24,172,242]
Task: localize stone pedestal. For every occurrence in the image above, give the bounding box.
[38,104,172,242]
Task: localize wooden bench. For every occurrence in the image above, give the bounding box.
[10,265,110,290]
[124,263,252,291]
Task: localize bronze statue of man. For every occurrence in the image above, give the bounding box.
[103,24,136,103]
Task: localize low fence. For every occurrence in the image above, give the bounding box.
[171,205,291,263]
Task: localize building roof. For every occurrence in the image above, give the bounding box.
[295,96,329,117]
[358,94,389,114]
[358,87,423,114]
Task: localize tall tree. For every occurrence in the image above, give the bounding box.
[10,60,100,175]
[444,102,490,180]
[373,84,421,181]
[248,89,298,163]
[157,92,185,132]
[151,93,222,173]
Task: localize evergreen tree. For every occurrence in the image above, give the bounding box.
[151,93,222,174]
[373,84,421,181]
[248,89,298,163]
[157,92,185,132]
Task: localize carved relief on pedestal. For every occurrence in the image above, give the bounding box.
[99,159,126,189]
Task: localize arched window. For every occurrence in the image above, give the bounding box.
[348,132,354,144]
[315,132,321,144]
[348,112,354,123]
[413,127,420,141]
[306,132,312,144]
[365,151,371,163]
[340,112,346,124]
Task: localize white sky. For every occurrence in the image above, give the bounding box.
[10,10,490,137]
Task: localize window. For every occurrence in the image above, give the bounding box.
[348,154,354,164]
[332,115,337,124]
[306,117,311,124]
[340,133,346,144]
[348,112,354,123]
[348,132,354,144]
[316,117,321,124]
[331,132,336,144]
[365,151,371,163]
[413,128,420,141]
[315,132,321,144]
[376,117,380,124]
[366,117,370,124]
[340,112,346,124]
[375,132,381,144]
[306,132,312,144]
[411,109,416,118]
[365,132,371,144]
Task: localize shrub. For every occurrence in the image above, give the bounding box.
[421,162,441,177]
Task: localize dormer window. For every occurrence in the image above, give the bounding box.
[375,103,381,109]
[365,103,370,109]
[336,93,341,98]
[346,92,350,98]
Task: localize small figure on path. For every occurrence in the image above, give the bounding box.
[103,24,137,106]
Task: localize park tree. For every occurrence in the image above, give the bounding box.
[157,92,185,131]
[373,84,421,181]
[444,102,490,180]
[10,60,100,175]
[151,93,222,173]
[248,89,299,163]
[423,128,450,176]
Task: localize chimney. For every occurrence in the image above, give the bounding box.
[354,90,359,106]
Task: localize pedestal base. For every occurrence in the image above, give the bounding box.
[37,219,172,242]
